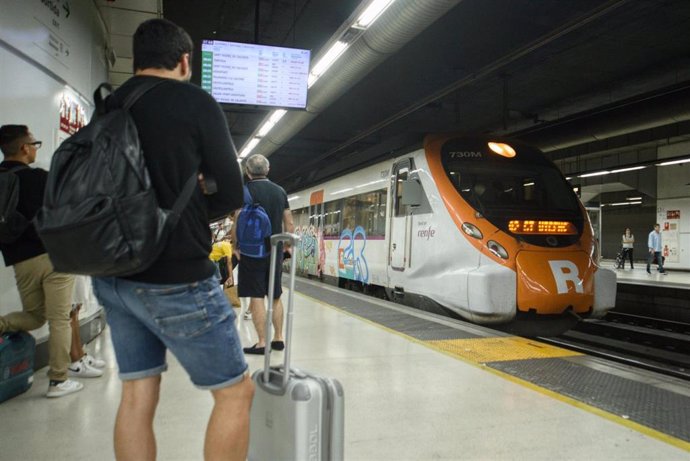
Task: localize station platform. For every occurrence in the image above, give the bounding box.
[610,262,690,290]
[1,279,689,460]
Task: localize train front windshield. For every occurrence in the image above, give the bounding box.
[441,140,584,245]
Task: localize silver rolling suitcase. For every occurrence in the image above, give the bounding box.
[248,233,345,461]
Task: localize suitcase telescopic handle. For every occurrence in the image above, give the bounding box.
[263,233,300,388]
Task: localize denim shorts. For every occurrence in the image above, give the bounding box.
[92,275,247,389]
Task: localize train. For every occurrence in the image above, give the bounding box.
[287,134,617,335]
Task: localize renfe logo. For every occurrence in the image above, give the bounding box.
[548,260,583,294]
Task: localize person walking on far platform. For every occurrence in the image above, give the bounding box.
[647,223,666,274]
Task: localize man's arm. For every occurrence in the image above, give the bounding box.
[283,209,295,234]
[196,93,244,219]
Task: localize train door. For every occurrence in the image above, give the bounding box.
[389,159,412,271]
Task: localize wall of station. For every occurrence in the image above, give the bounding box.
[601,206,655,263]
[656,140,690,269]
[0,1,108,337]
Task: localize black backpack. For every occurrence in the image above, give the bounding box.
[34,81,198,277]
[0,165,30,243]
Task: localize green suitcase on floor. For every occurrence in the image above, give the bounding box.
[0,332,35,403]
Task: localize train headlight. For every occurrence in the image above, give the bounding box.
[488,142,516,158]
[487,240,509,259]
[462,222,483,239]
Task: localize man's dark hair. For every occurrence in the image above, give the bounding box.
[132,18,193,72]
[0,125,29,157]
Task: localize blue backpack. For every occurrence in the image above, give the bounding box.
[236,185,272,258]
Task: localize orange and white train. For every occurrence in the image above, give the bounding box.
[288,134,616,335]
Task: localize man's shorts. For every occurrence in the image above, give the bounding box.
[237,250,283,300]
[92,274,247,389]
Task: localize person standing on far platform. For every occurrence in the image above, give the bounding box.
[647,223,666,274]
[621,227,634,269]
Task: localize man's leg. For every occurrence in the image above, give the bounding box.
[0,257,48,334]
[647,252,652,273]
[249,297,267,347]
[115,376,161,461]
[272,297,284,343]
[43,265,75,382]
[657,252,665,272]
[204,374,254,461]
[70,305,85,362]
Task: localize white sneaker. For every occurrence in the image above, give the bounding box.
[68,358,103,378]
[83,353,106,369]
[46,379,84,398]
[243,310,252,320]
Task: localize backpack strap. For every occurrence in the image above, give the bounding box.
[166,173,199,228]
[242,185,253,206]
[3,165,29,174]
[93,80,167,115]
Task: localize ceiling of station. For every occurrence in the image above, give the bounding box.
[157,0,690,197]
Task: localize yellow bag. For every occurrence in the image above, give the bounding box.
[224,285,241,307]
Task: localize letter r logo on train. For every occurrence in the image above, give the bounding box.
[548,260,584,294]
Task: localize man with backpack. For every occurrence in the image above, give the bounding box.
[0,125,82,398]
[233,154,294,355]
[84,19,253,461]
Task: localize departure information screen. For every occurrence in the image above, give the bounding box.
[201,40,310,108]
[508,220,577,235]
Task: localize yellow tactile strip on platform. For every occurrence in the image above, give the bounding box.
[428,336,583,363]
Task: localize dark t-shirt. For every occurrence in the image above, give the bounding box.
[246,178,289,236]
[108,76,244,284]
[0,161,47,266]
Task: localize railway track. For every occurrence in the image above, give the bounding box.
[539,312,690,380]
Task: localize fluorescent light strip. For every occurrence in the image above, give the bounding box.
[579,170,610,178]
[610,166,646,174]
[354,0,395,28]
[626,196,642,201]
[287,195,300,202]
[607,201,642,206]
[268,109,287,124]
[657,157,690,166]
[239,137,260,158]
[257,120,275,137]
[308,41,349,88]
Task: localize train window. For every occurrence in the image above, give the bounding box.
[448,165,580,216]
[353,190,387,238]
[293,207,308,232]
[395,168,409,217]
[323,200,342,238]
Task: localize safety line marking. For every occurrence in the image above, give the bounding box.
[428,337,582,362]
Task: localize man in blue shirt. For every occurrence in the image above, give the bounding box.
[647,223,666,274]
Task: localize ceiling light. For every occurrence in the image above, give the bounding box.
[610,166,646,174]
[626,196,642,201]
[268,109,287,124]
[657,157,690,166]
[354,0,396,28]
[287,195,300,202]
[239,137,260,158]
[308,41,349,88]
[579,170,610,178]
[257,120,275,137]
[607,201,642,206]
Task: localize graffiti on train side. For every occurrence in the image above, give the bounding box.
[337,225,369,284]
[295,225,320,275]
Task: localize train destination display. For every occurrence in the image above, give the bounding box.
[201,40,310,108]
